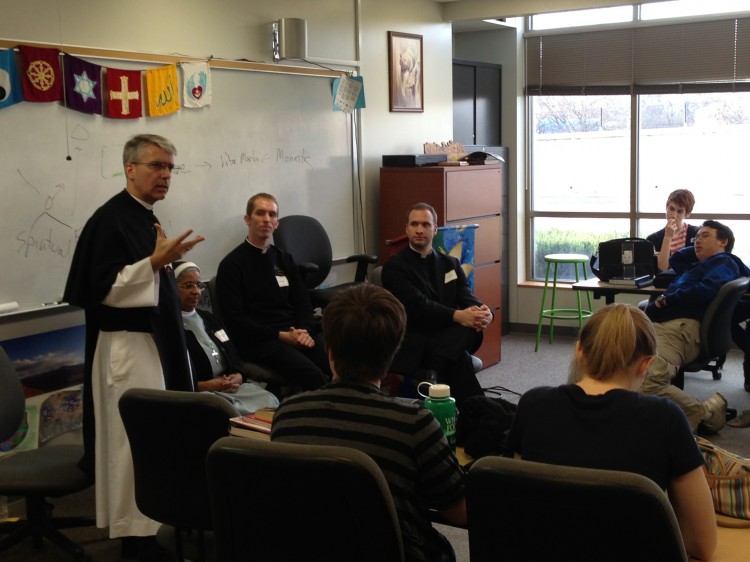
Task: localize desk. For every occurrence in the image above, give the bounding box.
[572,277,663,305]
[706,522,750,562]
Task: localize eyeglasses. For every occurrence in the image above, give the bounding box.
[178,281,207,291]
[131,161,175,172]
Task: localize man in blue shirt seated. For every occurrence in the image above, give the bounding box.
[641,220,750,432]
[271,284,466,562]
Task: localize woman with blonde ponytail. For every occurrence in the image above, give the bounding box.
[507,304,716,561]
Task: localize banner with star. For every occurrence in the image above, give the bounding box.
[106,67,142,119]
[146,64,180,116]
[181,61,211,108]
[0,48,23,110]
[63,54,102,115]
[18,45,63,102]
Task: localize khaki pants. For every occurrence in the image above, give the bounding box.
[640,318,706,431]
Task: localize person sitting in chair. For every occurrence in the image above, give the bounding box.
[381,202,492,408]
[640,220,750,432]
[508,303,716,562]
[647,188,699,272]
[175,260,278,415]
[272,284,466,562]
[216,193,330,393]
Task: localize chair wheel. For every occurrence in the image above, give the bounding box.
[712,370,722,381]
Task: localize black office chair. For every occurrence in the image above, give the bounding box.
[272,214,378,309]
[673,276,750,389]
[0,346,24,442]
[206,436,404,562]
[0,346,94,562]
[119,388,239,562]
[206,275,289,395]
[467,456,687,562]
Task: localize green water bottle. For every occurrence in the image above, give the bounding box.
[418,382,457,451]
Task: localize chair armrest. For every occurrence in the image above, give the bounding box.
[346,254,378,282]
[297,262,320,282]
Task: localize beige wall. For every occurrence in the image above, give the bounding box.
[1,0,659,332]
[0,0,458,330]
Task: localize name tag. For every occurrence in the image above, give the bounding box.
[214,329,229,343]
[276,275,290,287]
[444,270,458,283]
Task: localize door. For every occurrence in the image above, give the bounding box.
[452,60,501,146]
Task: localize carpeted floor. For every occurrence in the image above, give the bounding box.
[3,330,749,562]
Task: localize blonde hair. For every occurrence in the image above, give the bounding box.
[577,304,656,380]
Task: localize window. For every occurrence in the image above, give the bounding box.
[530,92,750,280]
[641,0,750,21]
[527,10,750,280]
[531,5,633,31]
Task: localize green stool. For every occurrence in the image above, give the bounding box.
[535,254,593,351]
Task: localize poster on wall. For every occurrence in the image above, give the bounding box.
[0,324,85,456]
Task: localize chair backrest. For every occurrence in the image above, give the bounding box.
[206,276,224,324]
[697,276,750,362]
[0,345,25,443]
[118,388,238,531]
[273,215,333,290]
[370,265,384,288]
[206,436,404,562]
[467,456,687,562]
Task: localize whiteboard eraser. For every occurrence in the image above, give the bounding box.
[0,301,19,314]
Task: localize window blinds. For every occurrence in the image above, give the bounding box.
[526,17,750,95]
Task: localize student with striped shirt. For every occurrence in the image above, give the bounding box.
[271,284,466,562]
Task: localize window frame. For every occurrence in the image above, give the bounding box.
[524,9,750,281]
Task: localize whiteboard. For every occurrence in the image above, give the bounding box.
[0,63,354,310]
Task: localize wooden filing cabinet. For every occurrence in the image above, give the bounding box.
[379,165,503,366]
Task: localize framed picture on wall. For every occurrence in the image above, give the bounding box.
[388,31,423,112]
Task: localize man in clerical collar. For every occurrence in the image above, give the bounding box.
[382,202,493,407]
[216,193,329,396]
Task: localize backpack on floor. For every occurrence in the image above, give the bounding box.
[456,395,517,458]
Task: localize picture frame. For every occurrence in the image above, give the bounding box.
[388,31,423,112]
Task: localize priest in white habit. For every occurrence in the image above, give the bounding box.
[64,134,204,559]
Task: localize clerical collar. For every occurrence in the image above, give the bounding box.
[245,237,270,254]
[126,190,154,211]
[409,244,433,259]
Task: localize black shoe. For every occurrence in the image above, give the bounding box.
[121,536,175,562]
[122,537,138,558]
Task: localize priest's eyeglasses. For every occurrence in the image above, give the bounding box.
[131,161,175,172]
[178,281,207,291]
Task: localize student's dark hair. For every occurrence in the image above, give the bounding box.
[123,134,176,167]
[577,304,656,380]
[407,202,438,225]
[246,193,278,216]
[666,189,695,215]
[701,220,735,253]
[322,285,406,383]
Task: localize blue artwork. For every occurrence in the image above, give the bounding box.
[433,224,478,291]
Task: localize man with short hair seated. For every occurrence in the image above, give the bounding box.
[641,220,750,432]
[271,284,466,562]
[381,202,493,407]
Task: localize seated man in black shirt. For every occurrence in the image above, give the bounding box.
[382,202,493,407]
[216,193,330,392]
